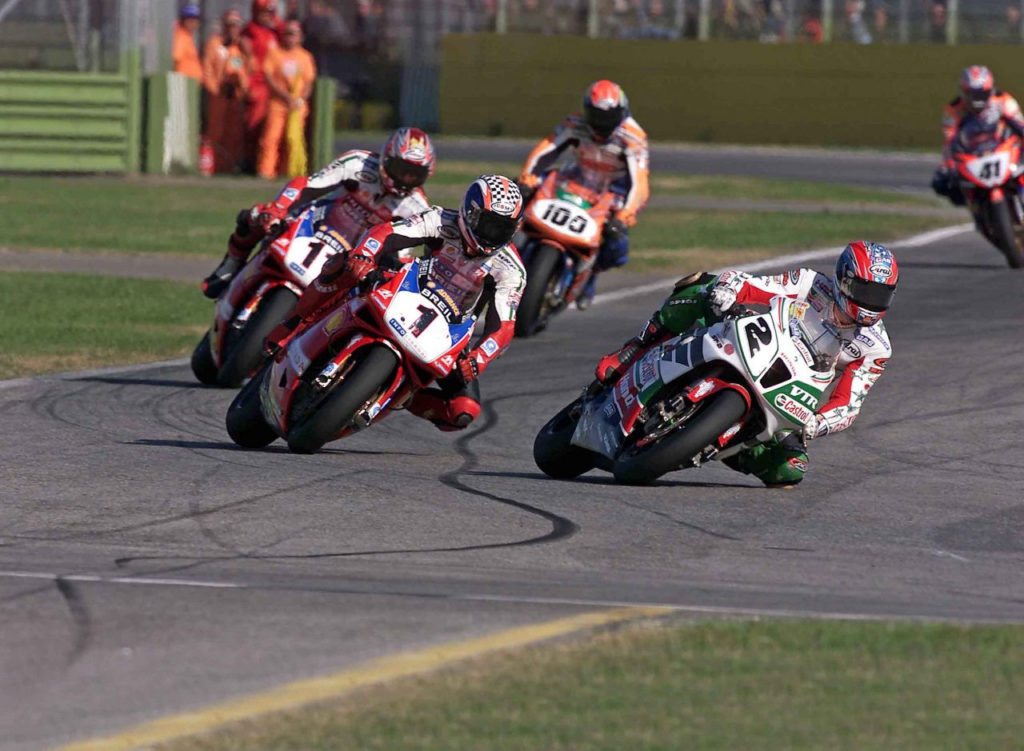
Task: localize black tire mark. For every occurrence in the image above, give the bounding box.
[55,576,92,667]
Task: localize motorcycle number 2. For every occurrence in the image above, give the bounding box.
[739,316,778,377]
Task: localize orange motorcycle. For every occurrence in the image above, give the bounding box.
[514,166,616,337]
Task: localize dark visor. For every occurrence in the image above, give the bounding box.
[473,211,518,248]
[585,104,623,135]
[384,156,429,189]
[839,276,896,312]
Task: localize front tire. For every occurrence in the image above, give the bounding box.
[515,243,564,338]
[190,331,218,385]
[217,287,299,388]
[225,364,278,448]
[533,398,598,479]
[987,199,1024,269]
[612,389,748,486]
[286,344,398,454]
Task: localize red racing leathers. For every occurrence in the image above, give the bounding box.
[941,92,1024,168]
[271,208,527,430]
[712,268,892,439]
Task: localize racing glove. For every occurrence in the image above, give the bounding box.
[930,168,952,197]
[603,216,629,243]
[708,285,738,316]
[453,351,480,386]
[255,200,289,233]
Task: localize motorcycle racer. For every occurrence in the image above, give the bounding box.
[932,65,1024,204]
[593,242,898,488]
[266,175,527,431]
[518,79,649,309]
[202,127,436,298]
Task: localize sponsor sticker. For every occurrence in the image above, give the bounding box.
[869,263,892,279]
[491,200,514,214]
[481,338,499,356]
[356,170,376,183]
[324,310,347,334]
[364,237,381,251]
[282,188,299,200]
[691,379,716,400]
[389,317,408,336]
[774,393,813,423]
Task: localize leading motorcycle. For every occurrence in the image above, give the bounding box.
[533,297,838,485]
[950,114,1024,268]
[226,257,477,454]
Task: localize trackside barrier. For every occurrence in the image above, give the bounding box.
[311,77,338,171]
[0,56,141,172]
[144,72,200,174]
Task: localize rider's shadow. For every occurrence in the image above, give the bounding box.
[72,376,206,389]
[129,438,419,458]
[467,469,756,490]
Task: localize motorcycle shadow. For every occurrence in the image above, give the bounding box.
[73,376,207,389]
[129,438,419,458]
[467,469,755,490]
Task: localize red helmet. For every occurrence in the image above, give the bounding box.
[379,127,436,196]
[833,241,899,327]
[582,80,629,140]
[960,65,994,114]
[458,175,524,257]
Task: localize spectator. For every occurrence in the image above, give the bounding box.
[1007,3,1023,43]
[258,19,316,179]
[845,0,873,43]
[173,3,203,81]
[872,2,892,43]
[202,8,249,175]
[242,0,285,173]
[799,8,824,42]
[929,0,947,42]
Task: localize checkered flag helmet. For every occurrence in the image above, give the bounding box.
[458,175,524,257]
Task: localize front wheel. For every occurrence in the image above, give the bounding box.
[286,344,399,454]
[533,398,598,479]
[987,199,1024,269]
[225,364,278,448]
[515,243,564,338]
[612,389,748,486]
[217,286,299,388]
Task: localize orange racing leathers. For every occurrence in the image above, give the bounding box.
[941,92,1024,167]
[271,209,527,430]
[712,268,892,439]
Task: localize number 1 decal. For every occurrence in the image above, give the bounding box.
[301,241,325,269]
[409,305,438,337]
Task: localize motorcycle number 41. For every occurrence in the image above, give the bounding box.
[968,154,1010,184]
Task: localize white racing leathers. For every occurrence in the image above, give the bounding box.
[713,268,892,439]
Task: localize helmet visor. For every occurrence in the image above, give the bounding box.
[584,104,624,137]
[839,276,896,312]
[968,88,992,113]
[383,156,430,190]
[472,211,518,249]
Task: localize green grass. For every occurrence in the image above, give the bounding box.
[0,169,940,256]
[0,272,209,379]
[161,619,1024,751]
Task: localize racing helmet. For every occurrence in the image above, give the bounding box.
[960,65,994,114]
[379,127,436,196]
[833,241,899,327]
[583,80,629,140]
[458,175,524,257]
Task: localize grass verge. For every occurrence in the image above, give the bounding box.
[160,618,1024,751]
[0,272,209,379]
[1,170,939,256]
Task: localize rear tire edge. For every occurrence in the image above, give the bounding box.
[533,398,598,479]
[225,364,278,448]
[217,287,299,388]
[515,243,563,338]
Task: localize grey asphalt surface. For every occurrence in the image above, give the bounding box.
[2,148,1023,750]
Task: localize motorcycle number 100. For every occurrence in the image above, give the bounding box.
[541,204,588,234]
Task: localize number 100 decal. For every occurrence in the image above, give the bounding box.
[541,203,588,234]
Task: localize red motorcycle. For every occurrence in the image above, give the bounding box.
[191,201,349,387]
[226,257,478,454]
[951,115,1024,268]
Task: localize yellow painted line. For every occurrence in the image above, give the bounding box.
[55,605,673,751]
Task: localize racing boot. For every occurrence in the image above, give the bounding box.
[576,272,597,311]
[720,433,808,488]
[202,209,261,298]
[594,316,666,384]
[201,253,246,299]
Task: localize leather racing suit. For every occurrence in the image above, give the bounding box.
[596,268,892,487]
[519,113,649,297]
[204,149,431,297]
[270,208,527,431]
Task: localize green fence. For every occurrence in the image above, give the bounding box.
[0,63,140,172]
[442,34,1024,148]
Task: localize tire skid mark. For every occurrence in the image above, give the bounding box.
[55,576,92,667]
[616,499,742,541]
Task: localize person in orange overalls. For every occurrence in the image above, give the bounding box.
[241,0,285,173]
[172,3,203,82]
[257,20,316,179]
[202,9,249,174]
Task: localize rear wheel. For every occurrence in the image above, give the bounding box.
[987,199,1024,269]
[217,287,299,388]
[190,331,218,385]
[533,397,598,479]
[515,243,564,338]
[286,344,398,454]
[225,364,278,448]
[612,389,748,486]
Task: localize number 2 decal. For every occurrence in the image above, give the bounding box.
[744,319,773,354]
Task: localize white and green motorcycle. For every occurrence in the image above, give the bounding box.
[534,296,840,485]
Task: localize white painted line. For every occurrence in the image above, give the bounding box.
[0,570,244,589]
[591,223,973,308]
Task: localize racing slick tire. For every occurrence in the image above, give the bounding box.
[190,331,218,385]
[226,363,278,448]
[217,286,299,388]
[286,344,398,455]
[533,397,599,479]
[988,199,1024,269]
[612,389,748,486]
[515,242,563,338]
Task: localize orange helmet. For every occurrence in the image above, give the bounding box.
[582,80,629,140]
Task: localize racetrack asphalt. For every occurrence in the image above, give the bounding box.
[2,148,1023,750]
